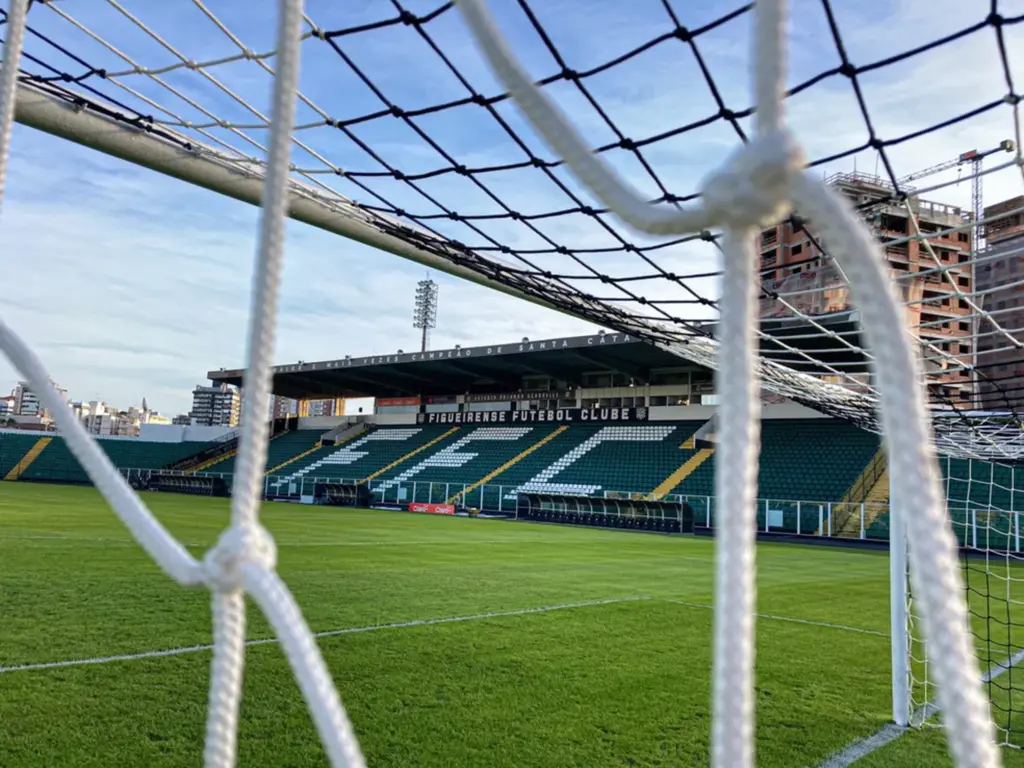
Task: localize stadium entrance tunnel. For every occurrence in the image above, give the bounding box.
[516,492,694,534]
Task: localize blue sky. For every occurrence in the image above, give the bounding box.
[0,0,1021,416]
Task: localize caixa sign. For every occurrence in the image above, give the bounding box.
[409,502,456,516]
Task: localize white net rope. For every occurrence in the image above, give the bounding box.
[1,1,365,767]
[456,2,996,766]
[0,0,1020,766]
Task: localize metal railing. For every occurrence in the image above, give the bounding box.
[832,448,888,534]
[10,460,1023,554]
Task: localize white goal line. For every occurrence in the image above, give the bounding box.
[818,647,1024,767]
[1,595,889,676]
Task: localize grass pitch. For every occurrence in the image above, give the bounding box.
[1,483,1021,767]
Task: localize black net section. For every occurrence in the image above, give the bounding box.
[925,457,1024,745]
[959,512,1024,746]
[0,1,1022,447]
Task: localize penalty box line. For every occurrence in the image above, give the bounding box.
[3,596,891,675]
[0,595,650,675]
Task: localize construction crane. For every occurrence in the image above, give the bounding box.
[896,139,1016,253]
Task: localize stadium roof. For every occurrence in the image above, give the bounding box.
[207,333,706,400]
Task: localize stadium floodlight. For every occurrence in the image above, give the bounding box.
[0,0,1022,765]
[413,278,439,353]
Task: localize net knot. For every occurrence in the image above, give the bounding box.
[202,523,277,591]
[700,128,803,230]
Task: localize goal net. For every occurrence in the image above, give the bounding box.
[908,456,1024,747]
[1,0,1022,765]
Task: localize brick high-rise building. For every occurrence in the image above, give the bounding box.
[974,195,1024,409]
[758,171,975,404]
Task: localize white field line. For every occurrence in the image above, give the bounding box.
[0,595,650,674]
[661,598,889,638]
[817,647,1024,767]
[0,534,552,548]
[817,725,907,767]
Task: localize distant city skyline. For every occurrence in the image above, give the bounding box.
[2,378,172,436]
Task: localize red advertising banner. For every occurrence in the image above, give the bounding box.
[409,502,456,516]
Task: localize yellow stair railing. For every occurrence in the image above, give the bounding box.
[832,446,888,536]
[447,425,569,504]
[267,443,326,476]
[189,448,237,474]
[4,437,52,480]
[191,431,298,475]
[362,427,460,483]
[648,446,714,501]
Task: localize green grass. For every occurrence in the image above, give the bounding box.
[1,483,1022,767]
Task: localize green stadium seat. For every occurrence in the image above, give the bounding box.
[0,433,45,478]
[202,429,325,477]
[267,425,459,495]
[0,433,213,484]
[371,424,563,504]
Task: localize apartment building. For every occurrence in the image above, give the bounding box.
[269,395,298,420]
[189,384,241,427]
[974,195,1024,409]
[297,398,345,418]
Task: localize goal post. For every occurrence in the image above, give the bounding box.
[890,461,911,727]
[889,451,1024,744]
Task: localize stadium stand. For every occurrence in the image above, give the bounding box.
[472,424,606,512]
[101,439,214,471]
[190,448,239,474]
[1,433,49,480]
[0,432,214,483]
[667,443,716,500]
[509,423,690,497]
[427,422,706,511]
[266,425,460,492]
[201,429,327,477]
[371,425,559,503]
[447,425,570,504]
[664,419,881,506]
[758,419,880,501]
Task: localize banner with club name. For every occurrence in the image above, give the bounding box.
[417,407,649,425]
[465,389,574,403]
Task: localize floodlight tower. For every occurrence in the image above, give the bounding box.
[413,279,439,353]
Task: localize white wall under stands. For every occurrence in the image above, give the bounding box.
[138,423,238,443]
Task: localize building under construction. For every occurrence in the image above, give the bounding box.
[759,170,976,404]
